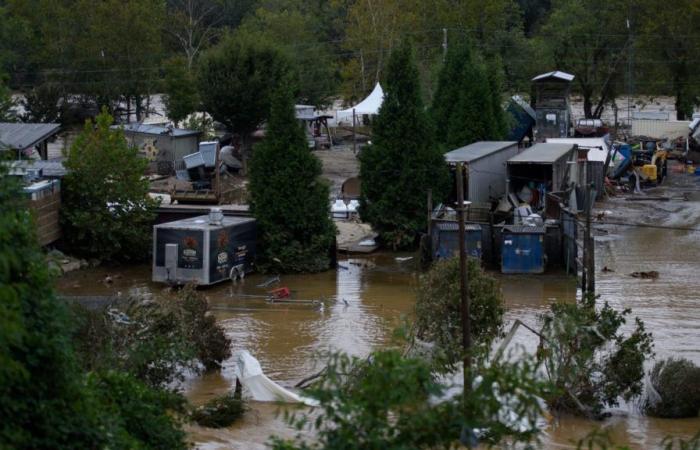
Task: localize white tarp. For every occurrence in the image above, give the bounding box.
[546,137,611,162]
[233,350,318,406]
[339,82,384,116]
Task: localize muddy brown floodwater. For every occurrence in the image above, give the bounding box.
[56,171,700,449]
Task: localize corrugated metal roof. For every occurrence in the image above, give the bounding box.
[508,143,574,164]
[0,122,61,151]
[155,214,254,230]
[445,141,518,163]
[7,159,67,177]
[113,123,201,138]
[503,225,545,234]
[434,221,482,231]
[532,71,575,82]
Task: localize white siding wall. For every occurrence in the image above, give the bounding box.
[467,144,519,203]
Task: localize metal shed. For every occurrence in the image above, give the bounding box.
[501,225,545,274]
[152,210,256,286]
[531,71,574,140]
[430,221,483,260]
[444,141,519,204]
[113,123,201,174]
[507,143,575,202]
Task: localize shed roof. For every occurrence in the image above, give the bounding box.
[445,141,518,164]
[508,143,574,164]
[0,122,61,151]
[6,159,67,177]
[113,123,201,138]
[532,71,575,82]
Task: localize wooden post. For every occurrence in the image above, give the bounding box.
[586,183,595,295]
[215,141,221,203]
[456,163,471,403]
[427,189,433,237]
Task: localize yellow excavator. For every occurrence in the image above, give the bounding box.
[634,140,668,185]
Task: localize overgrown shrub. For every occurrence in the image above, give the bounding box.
[61,108,157,262]
[539,294,654,418]
[71,286,231,387]
[645,358,700,418]
[270,349,547,449]
[191,393,246,428]
[413,257,504,372]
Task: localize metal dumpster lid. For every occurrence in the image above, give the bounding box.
[434,221,482,231]
[503,225,545,234]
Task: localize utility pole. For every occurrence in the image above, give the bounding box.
[442,28,448,62]
[455,163,471,401]
[626,14,634,128]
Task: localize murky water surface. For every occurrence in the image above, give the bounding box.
[57,170,700,449]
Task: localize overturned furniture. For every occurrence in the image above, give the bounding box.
[152,209,256,286]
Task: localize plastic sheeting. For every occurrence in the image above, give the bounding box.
[233,350,318,406]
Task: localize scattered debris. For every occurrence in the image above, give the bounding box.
[395,256,414,262]
[629,271,659,279]
[602,266,615,273]
[257,275,280,288]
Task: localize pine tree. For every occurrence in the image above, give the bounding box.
[248,81,335,273]
[359,41,449,250]
[430,41,507,150]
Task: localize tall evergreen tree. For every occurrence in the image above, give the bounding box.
[359,41,449,250]
[248,81,335,273]
[163,56,199,127]
[430,41,506,150]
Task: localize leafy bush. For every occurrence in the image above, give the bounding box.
[539,294,654,418]
[270,349,547,449]
[414,257,504,372]
[191,393,246,428]
[645,358,700,418]
[71,286,231,387]
[61,108,157,262]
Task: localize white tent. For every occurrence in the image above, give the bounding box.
[339,82,384,116]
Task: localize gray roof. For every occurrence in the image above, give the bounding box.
[6,159,67,177]
[113,123,201,138]
[508,143,574,164]
[155,214,254,231]
[0,123,61,151]
[445,141,518,164]
[532,71,575,82]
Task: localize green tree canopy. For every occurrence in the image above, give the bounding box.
[431,40,507,150]
[163,56,199,126]
[359,41,449,249]
[248,81,335,273]
[61,109,157,262]
[197,33,292,156]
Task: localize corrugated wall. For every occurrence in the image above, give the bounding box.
[630,119,690,139]
[467,144,519,204]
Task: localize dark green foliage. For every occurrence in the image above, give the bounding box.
[577,428,700,450]
[414,257,505,372]
[191,393,247,428]
[249,81,335,273]
[431,40,507,150]
[359,41,450,249]
[196,34,291,144]
[0,160,101,449]
[645,358,700,418]
[0,75,15,122]
[87,371,188,450]
[61,108,157,262]
[539,294,654,418]
[271,349,547,449]
[0,164,189,449]
[71,286,231,387]
[21,82,63,122]
[163,56,199,126]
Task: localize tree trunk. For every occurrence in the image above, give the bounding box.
[240,132,253,175]
[583,90,593,119]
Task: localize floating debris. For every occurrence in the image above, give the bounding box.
[630,271,659,279]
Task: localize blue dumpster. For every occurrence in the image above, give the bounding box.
[431,221,482,260]
[501,225,545,274]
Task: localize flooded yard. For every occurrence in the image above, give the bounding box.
[56,172,700,449]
